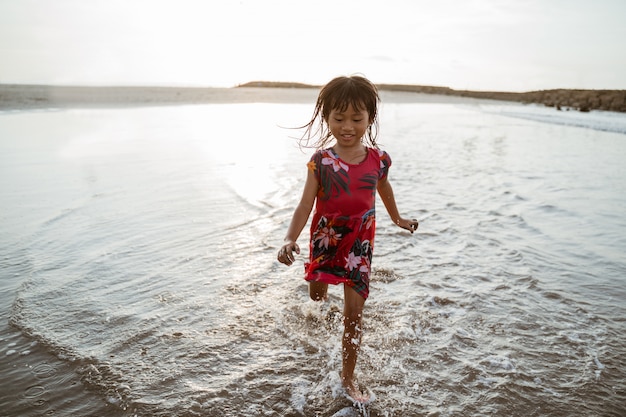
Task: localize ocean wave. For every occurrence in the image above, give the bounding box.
[481,104,626,134]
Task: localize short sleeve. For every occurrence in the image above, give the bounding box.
[307,150,323,183]
[378,150,392,179]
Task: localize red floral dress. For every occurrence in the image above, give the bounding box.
[304,147,392,299]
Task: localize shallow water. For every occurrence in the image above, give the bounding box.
[1,91,625,416]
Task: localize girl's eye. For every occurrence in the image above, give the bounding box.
[353,119,363,122]
[334,118,343,122]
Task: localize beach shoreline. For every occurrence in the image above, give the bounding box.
[2,83,624,112]
[240,81,626,113]
[0,84,319,110]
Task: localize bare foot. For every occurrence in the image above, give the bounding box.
[342,377,370,404]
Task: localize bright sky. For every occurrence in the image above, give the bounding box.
[1,0,625,91]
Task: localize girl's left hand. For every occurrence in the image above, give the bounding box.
[277,241,300,266]
[396,218,419,234]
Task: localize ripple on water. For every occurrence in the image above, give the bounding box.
[33,363,57,379]
[2,101,625,416]
[24,384,46,399]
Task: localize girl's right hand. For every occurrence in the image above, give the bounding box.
[277,241,300,266]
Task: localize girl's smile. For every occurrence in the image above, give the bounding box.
[327,104,370,148]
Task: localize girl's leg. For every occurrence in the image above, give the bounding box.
[341,284,367,401]
[309,281,328,301]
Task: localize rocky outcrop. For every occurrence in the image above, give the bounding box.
[376,84,626,113]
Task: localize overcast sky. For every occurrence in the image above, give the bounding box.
[1,0,625,91]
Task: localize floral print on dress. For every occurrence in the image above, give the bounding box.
[343,209,375,295]
[310,215,352,263]
[378,149,391,179]
[322,152,349,173]
[309,149,350,200]
[305,148,392,300]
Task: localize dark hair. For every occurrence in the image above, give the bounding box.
[299,75,380,149]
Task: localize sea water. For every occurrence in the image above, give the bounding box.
[1,90,625,416]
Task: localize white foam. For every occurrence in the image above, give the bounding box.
[485,355,516,371]
[289,378,311,413]
[330,407,361,417]
[593,356,604,370]
[565,332,582,343]
[542,386,562,398]
[481,104,626,134]
[477,376,498,387]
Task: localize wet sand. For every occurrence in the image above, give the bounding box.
[0,85,320,110]
[0,84,499,111]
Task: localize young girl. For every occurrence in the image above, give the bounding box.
[277,75,418,403]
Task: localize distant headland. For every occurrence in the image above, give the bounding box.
[238,81,626,113]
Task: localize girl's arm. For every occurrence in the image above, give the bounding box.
[278,169,319,266]
[377,176,419,233]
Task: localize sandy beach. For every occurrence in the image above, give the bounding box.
[4,83,623,112]
[0,84,321,110]
[0,84,504,111]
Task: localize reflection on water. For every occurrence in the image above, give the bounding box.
[1,95,625,416]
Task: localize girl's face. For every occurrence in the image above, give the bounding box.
[327,104,370,148]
